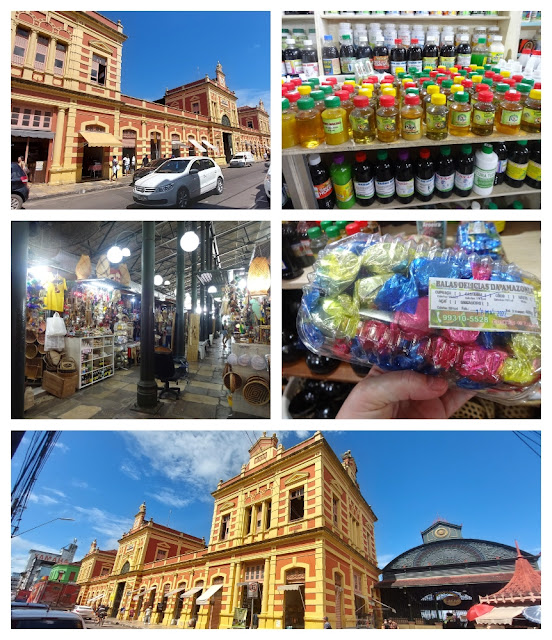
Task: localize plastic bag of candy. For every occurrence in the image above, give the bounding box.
[297,233,541,404]
[456,221,504,258]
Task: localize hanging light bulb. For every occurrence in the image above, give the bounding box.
[107,246,123,264]
[185,293,192,309]
[164,280,171,285]
[238,279,247,290]
[154,275,163,286]
[122,248,131,257]
[180,231,200,252]
[207,285,217,293]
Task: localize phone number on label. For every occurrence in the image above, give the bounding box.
[442,314,488,324]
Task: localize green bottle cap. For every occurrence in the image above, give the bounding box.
[282,98,290,110]
[345,76,355,81]
[376,150,388,160]
[320,220,334,232]
[324,96,340,108]
[297,97,315,110]
[308,77,320,85]
[311,90,325,101]
[461,144,472,154]
[482,143,493,154]
[335,221,348,231]
[516,83,531,93]
[521,78,535,87]
[441,79,453,89]
[454,91,469,102]
[492,67,501,74]
[482,78,494,87]
[517,140,528,146]
[496,83,509,93]
[513,201,524,210]
[459,69,468,76]
[484,64,492,71]
[307,226,322,239]
[321,85,333,95]
[488,202,499,209]
[326,225,340,238]
[441,146,451,156]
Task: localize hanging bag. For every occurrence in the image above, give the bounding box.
[46,312,66,337]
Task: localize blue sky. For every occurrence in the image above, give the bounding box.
[101,11,270,112]
[11,431,540,574]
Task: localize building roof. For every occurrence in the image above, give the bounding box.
[377,571,517,589]
[480,542,541,605]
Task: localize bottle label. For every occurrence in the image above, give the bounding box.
[390,60,406,74]
[376,115,397,133]
[375,178,395,197]
[526,160,541,182]
[489,51,504,64]
[350,115,373,135]
[440,56,456,69]
[500,109,522,126]
[313,178,333,200]
[423,56,438,69]
[301,240,314,257]
[474,166,496,189]
[291,241,306,258]
[522,107,541,125]
[323,57,341,76]
[473,109,495,126]
[302,61,319,78]
[395,178,414,197]
[354,178,375,199]
[402,117,422,136]
[407,60,423,73]
[334,179,355,203]
[341,57,355,73]
[415,175,435,196]
[451,110,471,127]
[426,113,447,130]
[456,54,471,67]
[497,158,508,174]
[506,160,528,181]
[323,117,344,135]
[285,59,303,75]
[436,173,455,192]
[454,170,474,191]
[373,55,389,71]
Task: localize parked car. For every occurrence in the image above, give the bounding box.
[11,162,29,209]
[11,609,86,629]
[130,157,169,185]
[229,152,254,167]
[72,604,95,620]
[133,157,223,208]
[11,602,48,609]
[264,164,271,201]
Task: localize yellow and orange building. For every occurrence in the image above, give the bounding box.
[76,432,381,629]
[11,11,270,185]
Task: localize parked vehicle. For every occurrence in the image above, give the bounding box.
[264,164,271,201]
[72,604,95,620]
[11,602,48,609]
[229,152,254,167]
[11,162,29,209]
[133,157,223,208]
[11,609,86,629]
[130,157,169,185]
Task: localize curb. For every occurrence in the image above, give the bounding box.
[30,180,133,201]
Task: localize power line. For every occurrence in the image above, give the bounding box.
[513,431,541,459]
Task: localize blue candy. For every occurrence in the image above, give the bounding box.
[374,274,419,313]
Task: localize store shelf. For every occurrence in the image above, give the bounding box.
[283,358,365,383]
[520,21,541,27]
[321,14,510,22]
[283,131,541,157]
[282,14,315,22]
[283,266,313,290]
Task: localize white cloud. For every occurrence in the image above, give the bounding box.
[28,493,59,506]
[73,506,132,545]
[44,488,67,498]
[120,462,141,481]
[71,480,89,489]
[234,88,271,115]
[376,553,396,569]
[54,442,70,453]
[147,488,192,509]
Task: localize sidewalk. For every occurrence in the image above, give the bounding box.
[29,174,134,200]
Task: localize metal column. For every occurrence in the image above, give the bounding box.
[199,222,206,341]
[11,221,29,419]
[174,221,186,359]
[191,222,198,313]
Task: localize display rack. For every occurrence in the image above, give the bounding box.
[282,11,541,211]
[65,335,114,389]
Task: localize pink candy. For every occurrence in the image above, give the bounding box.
[395,297,430,339]
[430,336,463,371]
[456,346,509,383]
[443,329,480,344]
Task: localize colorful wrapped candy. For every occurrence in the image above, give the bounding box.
[456,221,504,258]
[297,233,541,403]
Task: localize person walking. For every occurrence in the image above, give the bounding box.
[110,155,119,181]
[323,616,332,629]
[221,322,229,349]
[144,606,152,624]
[97,604,107,627]
[142,155,149,167]
[17,155,29,175]
[123,155,130,176]
[131,155,136,172]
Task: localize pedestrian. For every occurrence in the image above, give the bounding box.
[123,155,130,175]
[323,616,332,629]
[119,605,126,618]
[388,619,398,629]
[252,612,259,629]
[382,619,390,629]
[142,155,149,167]
[17,155,29,175]
[443,613,459,629]
[97,604,107,627]
[222,322,229,348]
[111,155,119,181]
[131,155,136,172]
[144,606,152,624]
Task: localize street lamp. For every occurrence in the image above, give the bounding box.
[12,517,75,538]
[180,231,200,252]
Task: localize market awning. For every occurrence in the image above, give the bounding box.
[87,593,105,603]
[80,131,123,147]
[180,586,203,599]
[476,606,525,626]
[202,140,218,152]
[188,139,206,152]
[165,585,188,596]
[11,128,55,139]
[196,584,223,605]
[367,596,395,612]
[277,584,304,591]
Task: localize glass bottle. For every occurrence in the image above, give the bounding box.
[448,91,471,135]
[454,144,475,197]
[394,149,415,205]
[471,37,488,67]
[390,38,407,76]
[321,96,349,145]
[356,35,373,65]
[322,35,341,76]
[439,35,456,69]
[284,39,303,77]
[296,221,315,266]
[310,90,326,114]
[495,90,523,135]
[435,146,455,198]
[282,222,309,270]
[350,95,376,143]
[422,35,439,70]
[415,148,435,202]
[296,97,325,148]
[325,225,342,245]
[505,140,529,188]
[521,89,541,133]
[334,90,354,137]
[492,82,509,108]
[401,94,423,140]
[425,93,449,140]
[308,153,335,210]
[282,98,298,149]
[340,34,356,74]
[373,39,390,74]
[374,149,395,205]
[525,143,541,189]
[456,34,471,68]
[353,152,376,207]
[307,227,328,258]
[515,82,531,106]
[330,154,356,209]
[376,95,399,142]
[470,91,495,136]
[493,141,508,185]
[423,84,439,118]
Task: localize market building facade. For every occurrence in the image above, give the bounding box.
[11,11,270,185]
[76,432,381,629]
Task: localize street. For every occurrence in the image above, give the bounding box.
[24,163,269,210]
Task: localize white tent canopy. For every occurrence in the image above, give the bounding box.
[196,584,223,605]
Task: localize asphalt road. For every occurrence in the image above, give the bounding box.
[25,163,269,210]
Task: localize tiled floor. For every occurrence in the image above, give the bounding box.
[25,338,260,420]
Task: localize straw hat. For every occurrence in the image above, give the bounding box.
[223,372,242,393]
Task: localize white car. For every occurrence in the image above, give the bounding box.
[133,157,223,208]
[72,604,95,620]
[264,164,271,201]
[229,152,254,167]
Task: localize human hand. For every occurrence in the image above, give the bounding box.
[336,366,475,419]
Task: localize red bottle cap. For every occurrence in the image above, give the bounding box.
[405,94,420,105]
[287,92,300,103]
[342,84,355,94]
[367,76,379,83]
[383,75,395,83]
[461,79,473,89]
[291,78,302,86]
[379,95,395,107]
[534,82,541,90]
[355,153,367,163]
[430,71,438,78]
[504,90,521,102]
[326,77,338,85]
[404,81,417,89]
[484,71,494,78]
[346,222,361,236]
[512,74,524,82]
[474,83,486,92]
[353,95,370,107]
[334,90,349,101]
[477,92,494,103]
[419,148,431,159]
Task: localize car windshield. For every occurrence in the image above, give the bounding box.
[149,159,167,169]
[12,618,84,629]
[156,159,191,174]
[233,155,245,159]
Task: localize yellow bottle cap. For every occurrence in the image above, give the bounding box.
[449,67,459,74]
[500,70,511,78]
[471,75,483,84]
[359,87,373,97]
[427,85,440,95]
[382,87,397,97]
[437,65,446,72]
[395,66,405,74]
[343,80,356,86]
[453,76,463,85]
[431,93,446,105]
[380,83,393,91]
[529,89,541,100]
[297,85,312,95]
[469,64,477,70]
[450,84,463,94]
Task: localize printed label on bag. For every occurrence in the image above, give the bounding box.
[473,109,495,126]
[313,178,333,200]
[323,117,344,135]
[500,109,522,126]
[526,160,541,182]
[467,221,487,234]
[375,178,395,197]
[506,160,528,181]
[522,107,541,125]
[415,175,435,196]
[302,62,319,78]
[341,57,355,73]
[354,178,375,199]
[451,110,470,127]
[426,113,446,130]
[454,171,474,191]
[436,173,454,192]
[423,56,438,69]
[474,166,496,189]
[334,179,354,203]
[402,117,422,136]
[323,57,341,76]
[285,59,303,75]
[376,115,397,132]
[395,178,414,197]
[428,277,539,333]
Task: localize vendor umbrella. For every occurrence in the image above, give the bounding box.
[466,603,494,621]
[522,605,541,625]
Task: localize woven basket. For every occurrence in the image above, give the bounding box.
[37,343,46,354]
[25,357,43,379]
[223,363,231,377]
[76,254,92,280]
[36,331,45,345]
[25,343,38,359]
[58,356,77,374]
[223,372,242,393]
[450,397,496,420]
[96,254,110,279]
[26,328,38,343]
[495,404,538,420]
[247,257,270,296]
[242,377,270,406]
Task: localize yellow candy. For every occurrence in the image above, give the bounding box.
[317,249,361,284]
[355,275,393,309]
[510,333,541,360]
[361,242,413,274]
[500,356,538,386]
[321,294,360,339]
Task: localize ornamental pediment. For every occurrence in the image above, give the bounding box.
[219,501,235,512]
[284,472,310,486]
[89,39,113,54]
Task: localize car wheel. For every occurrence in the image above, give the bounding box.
[176,187,189,209]
[215,177,224,195]
[11,194,23,209]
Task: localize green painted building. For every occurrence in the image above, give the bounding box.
[48,562,80,584]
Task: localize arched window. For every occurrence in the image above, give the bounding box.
[120,561,130,574]
[221,115,231,126]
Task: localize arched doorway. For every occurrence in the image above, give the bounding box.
[284,568,305,629]
[81,124,106,181]
[111,581,126,618]
[172,582,186,624]
[150,132,161,160]
[190,580,204,625]
[122,129,136,168]
[335,573,344,629]
[171,134,181,158]
[221,115,233,163]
